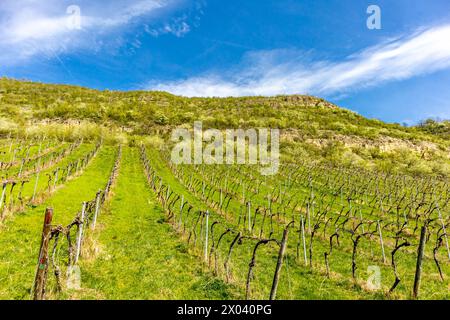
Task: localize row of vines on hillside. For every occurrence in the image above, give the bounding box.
[0,139,101,221]
[32,146,122,300]
[144,144,449,299]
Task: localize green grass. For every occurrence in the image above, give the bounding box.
[73,147,237,300]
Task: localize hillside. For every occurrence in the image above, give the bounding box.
[0,78,449,301]
[1,78,448,177]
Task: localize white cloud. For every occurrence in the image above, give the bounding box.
[83,0,166,29]
[0,0,173,63]
[149,24,450,97]
[163,21,190,37]
[144,16,190,38]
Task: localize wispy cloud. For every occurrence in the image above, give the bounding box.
[144,16,190,38]
[149,24,450,97]
[0,0,178,64]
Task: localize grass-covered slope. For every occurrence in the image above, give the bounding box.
[0,78,448,301]
[76,147,235,299]
[0,77,449,177]
[0,146,115,299]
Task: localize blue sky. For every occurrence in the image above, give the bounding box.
[1,0,450,124]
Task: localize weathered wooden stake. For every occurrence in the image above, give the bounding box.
[179,195,184,227]
[359,207,365,233]
[0,183,7,214]
[32,173,40,203]
[74,202,87,264]
[166,185,170,203]
[53,168,59,189]
[33,207,53,300]
[204,211,209,262]
[413,225,427,299]
[247,201,252,232]
[270,225,290,300]
[301,215,307,266]
[377,220,386,263]
[10,148,17,163]
[92,190,102,230]
[307,203,311,234]
[18,159,25,178]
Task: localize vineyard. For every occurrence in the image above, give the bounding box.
[0,79,448,300]
[0,131,448,300]
[140,144,450,300]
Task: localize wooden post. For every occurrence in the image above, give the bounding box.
[413,225,427,299]
[270,225,290,300]
[26,146,31,159]
[377,220,386,263]
[91,190,102,230]
[301,215,307,266]
[359,207,365,233]
[53,168,59,189]
[37,140,42,157]
[74,202,87,264]
[0,183,7,214]
[247,201,252,232]
[67,164,72,179]
[10,148,17,163]
[204,211,209,262]
[32,158,41,202]
[18,159,25,178]
[307,202,311,234]
[179,195,184,227]
[33,207,53,300]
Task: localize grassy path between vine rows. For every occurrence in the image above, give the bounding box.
[0,146,115,299]
[76,147,236,300]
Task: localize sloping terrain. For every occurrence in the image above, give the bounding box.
[0,78,448,300]
[1,78,449,177]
